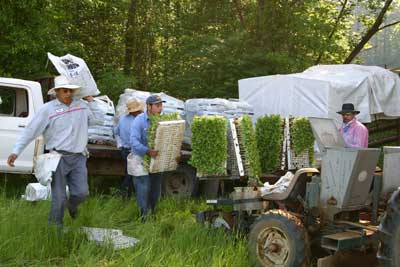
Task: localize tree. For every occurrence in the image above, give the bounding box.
[0,0,59,78]
[344,0,400,63]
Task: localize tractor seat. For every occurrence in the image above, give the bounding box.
[261,168,319,201]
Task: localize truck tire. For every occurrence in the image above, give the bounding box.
[248,209,310,267]
[379,190,400,267]
[162,163,198,197]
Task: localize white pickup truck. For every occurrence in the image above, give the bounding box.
[0,77,198,196]
[0,77,138,176]
[0,78,45,174]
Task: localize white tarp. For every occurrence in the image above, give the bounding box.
[239,64,400,123]
[88,95,116,145]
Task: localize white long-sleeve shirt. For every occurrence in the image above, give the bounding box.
[12,98,103,156]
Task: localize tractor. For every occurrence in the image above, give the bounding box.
[197,117,387,267]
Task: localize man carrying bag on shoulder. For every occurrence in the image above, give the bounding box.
[8,75,103,227]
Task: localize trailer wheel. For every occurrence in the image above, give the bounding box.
[249,210,310,267]
[379,190,400,267]
[162,164,198,197]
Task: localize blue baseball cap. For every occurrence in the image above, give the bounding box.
[146,95,163,104]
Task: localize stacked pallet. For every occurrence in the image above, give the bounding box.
[88,95,116,145]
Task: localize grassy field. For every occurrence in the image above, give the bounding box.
[0,175,251,267]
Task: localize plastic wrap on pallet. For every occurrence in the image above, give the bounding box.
[154,92,185,118]
[158,92,185,113]
[115,89,184,123]
[88,126,114,137]
[88,95,116,145]
[114,89,150,122]
[184,98,254,144]
[228,98,253,112]
[88,135,115,145]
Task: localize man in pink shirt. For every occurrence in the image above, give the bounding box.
[338,103,369,148]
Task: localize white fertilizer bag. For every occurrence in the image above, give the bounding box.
[47,52,100,98]
[34,152,62,186]
[23,183,51,201]
[127,153,149,176]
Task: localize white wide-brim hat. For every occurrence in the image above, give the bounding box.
[48,75,80,95]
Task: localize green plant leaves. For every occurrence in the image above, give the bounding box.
[189,116,227,176]
[256,115,284,173]
[290,117,315,163]
[235,115,261,183]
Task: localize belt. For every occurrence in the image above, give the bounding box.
[54,149,82,156]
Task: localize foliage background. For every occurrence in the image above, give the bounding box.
[1,0,399,102]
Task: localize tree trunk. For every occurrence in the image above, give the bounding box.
[233,0,245,28]
[343,0,393,64]
[124,0,136,75]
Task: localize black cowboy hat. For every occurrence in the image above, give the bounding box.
[337,103,360,114]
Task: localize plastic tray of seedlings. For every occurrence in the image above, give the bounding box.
[288,149,311,170]
[287,117,314,170]
[233,116,261,182]
[149,120,185,173]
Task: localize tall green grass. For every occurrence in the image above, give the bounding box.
[0,191,251,267]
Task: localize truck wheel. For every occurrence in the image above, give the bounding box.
[162,164,198,197]
[248,209,310,267]
[379,190,400,267]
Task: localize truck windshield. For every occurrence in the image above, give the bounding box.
[0,86,29,117]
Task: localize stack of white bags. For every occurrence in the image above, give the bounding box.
[184,98,254,144]
[114,90,254,145]
[88,95,116,145]
[115,89,185,123]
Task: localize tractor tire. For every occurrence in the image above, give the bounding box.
[162,163,198,197]
[379,190,400,267]
[248,209,310,267]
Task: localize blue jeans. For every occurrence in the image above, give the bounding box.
[132,173,163,217]
[49,154,89,226]
[120,148,134,197]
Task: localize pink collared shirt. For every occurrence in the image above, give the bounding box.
[339,119,369,148]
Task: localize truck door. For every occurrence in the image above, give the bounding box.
[0,83,38,173]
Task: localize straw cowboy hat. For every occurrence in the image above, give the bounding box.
[48,75,80,95]
[126,98,144,113]
[337,103,360,115]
